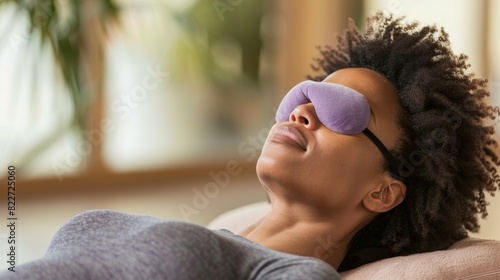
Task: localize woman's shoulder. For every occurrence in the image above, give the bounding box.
[58,209,206,228]
[47,210,211,251]
[54,209,162,234]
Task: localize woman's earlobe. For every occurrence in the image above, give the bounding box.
[363,182,406,213]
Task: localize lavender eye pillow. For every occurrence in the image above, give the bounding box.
[275,80,371,135]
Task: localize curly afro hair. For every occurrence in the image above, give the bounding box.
[308,12,500,270]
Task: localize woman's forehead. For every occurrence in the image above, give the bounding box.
[322,68,396,99]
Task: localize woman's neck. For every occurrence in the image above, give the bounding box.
[241,204,360,269]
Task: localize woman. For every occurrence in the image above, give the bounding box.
[2,11,498,280]
[246,66,406,271]
[301,12,500,271]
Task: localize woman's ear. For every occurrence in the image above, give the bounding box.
[362,173,406,213]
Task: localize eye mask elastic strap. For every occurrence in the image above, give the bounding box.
[362,128,400,178]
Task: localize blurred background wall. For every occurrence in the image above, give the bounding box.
[0,0,498,267]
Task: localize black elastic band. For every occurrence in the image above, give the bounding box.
[362,128,400,178]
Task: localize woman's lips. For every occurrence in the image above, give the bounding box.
[269,125,307,151]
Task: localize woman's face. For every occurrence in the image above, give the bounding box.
[257,68,402,213]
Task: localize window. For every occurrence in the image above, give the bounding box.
[1,0,276,185]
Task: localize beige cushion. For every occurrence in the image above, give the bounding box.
[207,202,500,279]
[207,201,271,233]
[341,238,500,279]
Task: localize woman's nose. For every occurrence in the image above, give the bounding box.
[289,103,319,130]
